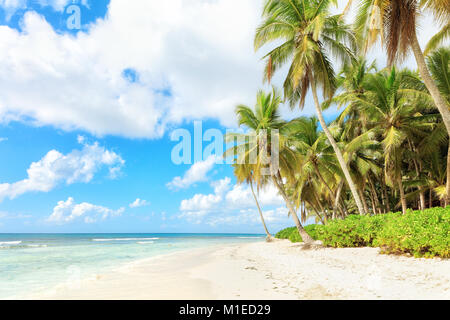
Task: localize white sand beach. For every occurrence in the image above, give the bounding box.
[28,240,450,300]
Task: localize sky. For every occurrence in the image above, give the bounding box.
[0,0,442,233]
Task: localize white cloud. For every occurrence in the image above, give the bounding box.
[0,137,7,142]
[129,198,149,208]
[178,177,290,226]
[0,0,264,138]
[167,155,219,189]
[205,207,289,227]
[225,184,284,208]
[35,0,79,12]
[179,177,284,213]
[47,197,125,224]
[179,177,230,213]
[0,0,81,19]
[180,193,222,212]
[0,1,440,140]
[0,0,26,19]
[0,139,124,202]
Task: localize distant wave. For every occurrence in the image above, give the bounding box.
[137,241,154,244]
[92,238,159,242]
[0,241,22,245]
[0,243,47,249]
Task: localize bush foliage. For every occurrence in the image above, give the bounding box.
[275,207,449,258]
[275,224,322,243]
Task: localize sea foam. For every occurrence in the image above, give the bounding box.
[92,238,159,242]
[0,241,22,245]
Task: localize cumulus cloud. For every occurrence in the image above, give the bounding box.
[225,184,284,208]
[47,197,125,224]
[179,177,230,212]
[178,177,290,226]
[0,0,26,19]
[167,155,219,189]
[129,198,149,208]
[206,207,288,227]
[0,0,264,138]
[0,139,124,202]
[0,0,82,19]
[0,1,441,139]
[0,137,7,142]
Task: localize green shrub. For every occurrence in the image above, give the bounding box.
[275,207,449,258]
[316,213,400,248]
[275,227,297,240]
[275,224,323,243]
[374,207,450,258]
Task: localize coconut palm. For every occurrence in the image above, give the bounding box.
[424,23,449,56]
[354,67,435,213]
[232,163,273,239]
[254,0,367,215]
[226,88,314,243]
[355,0,450,141]
[396,47,450,204]
[285,116,346,217]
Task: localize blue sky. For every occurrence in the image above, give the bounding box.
[0,0,439,233]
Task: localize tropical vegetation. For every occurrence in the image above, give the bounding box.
[225,0,449,254]
[275,207,450,258]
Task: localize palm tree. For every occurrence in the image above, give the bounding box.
[427,48,450,205]
[227,88,315,243]
[286,116,346,217]
[397,47,450,205]
[254,0,367,215]
[354,67,435,214]
[355,0,450,141]
[424,22,449,56]
[232,162,273,239]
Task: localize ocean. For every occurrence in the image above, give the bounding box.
[0,233,264,299]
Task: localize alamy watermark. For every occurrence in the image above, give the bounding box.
[65,1,85,30]
[170,121,279,175]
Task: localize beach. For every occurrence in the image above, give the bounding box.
[27,240,450,300]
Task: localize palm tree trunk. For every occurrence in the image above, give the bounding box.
[397,175,407,215]
[382,175,391,212]
[249,181,271,238]
[446,142,450,207]
[412,161,426,211]
[368,175,381,214]
[410,31,450,136]
[411,31,450,206]
[334,181,344,216]
[359,188,370,215]
[310,78,366,215]
[314,191,328,223]
[271,174,314,243]
[311,206,325,225]
[429,188,433,209]
[312,163,346,217]
[408,139,426,210]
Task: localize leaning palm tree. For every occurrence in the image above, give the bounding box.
[226,88,314,243]
[232,162,273,239]
[286,116,346,217]
[355,0,450,138]
[254,0,367,215]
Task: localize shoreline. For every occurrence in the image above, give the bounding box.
[22,240,450,300]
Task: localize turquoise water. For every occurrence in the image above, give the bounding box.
[0,233,264,299]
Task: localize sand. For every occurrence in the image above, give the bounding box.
[27,240,450,300]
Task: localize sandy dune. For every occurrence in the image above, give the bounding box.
[28,240,450,300]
